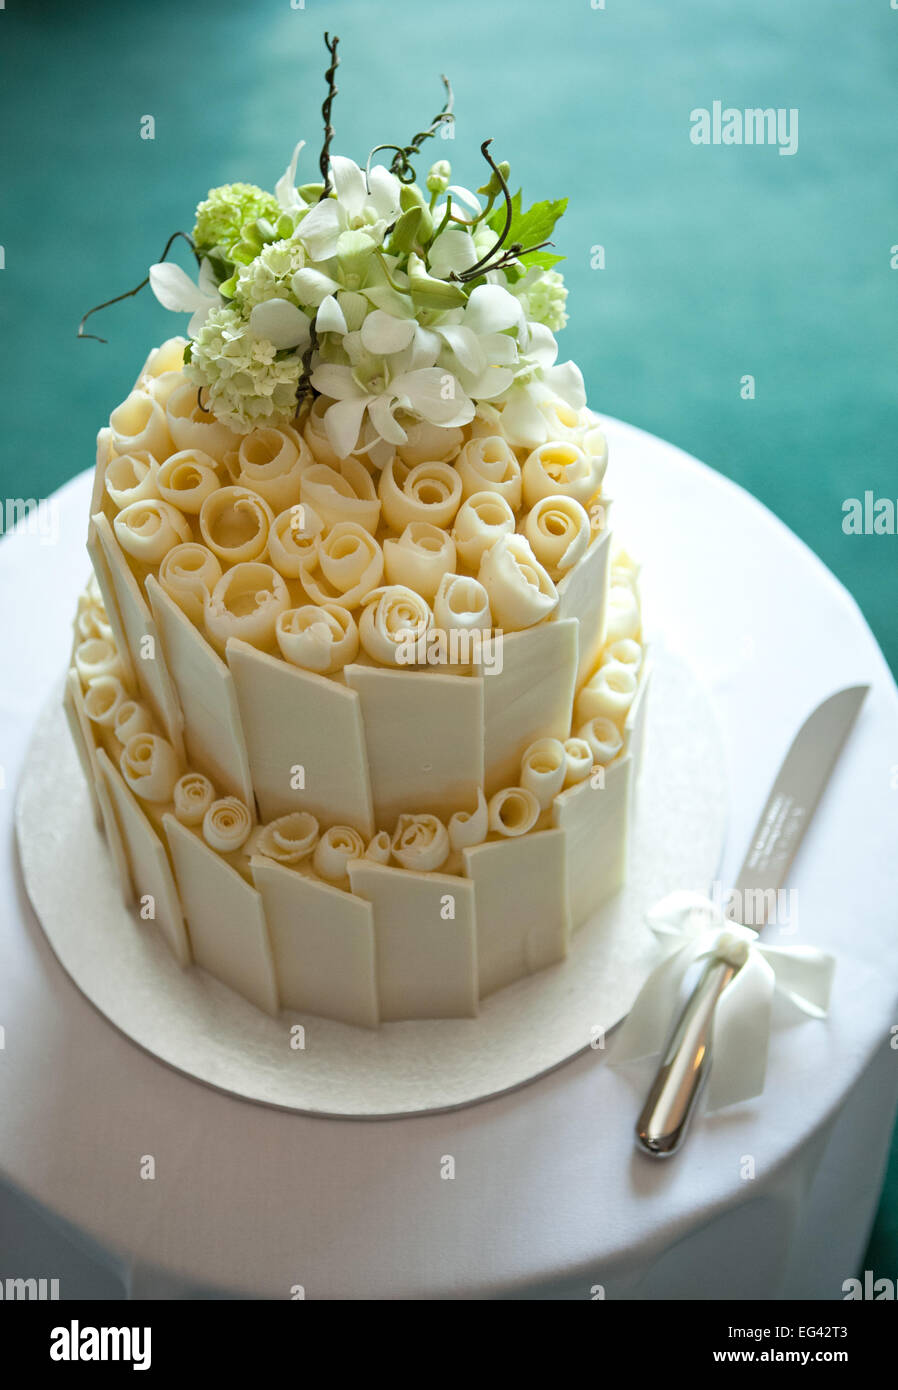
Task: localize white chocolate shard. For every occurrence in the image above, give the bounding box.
[93,755,135,906]
[164,815,277,1013]
[462,830,569,997]
[624,659,652,781]
[252,856,378,1027]
[98,750,190,967]
[348,859,477,1020]
[62,667,103,827]
[345,663,484,827]
[551,754,632,929]
[228,638,375,836]
[476,619,578,796]
[147,577,254,806]
[555,525,612,689]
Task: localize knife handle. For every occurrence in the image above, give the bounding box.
[635,957,738,1157]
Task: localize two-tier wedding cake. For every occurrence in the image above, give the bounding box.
[65,55,649,1026]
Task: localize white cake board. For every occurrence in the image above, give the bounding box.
[15,645,725,1118]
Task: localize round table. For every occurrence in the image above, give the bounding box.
[2,418,896,1300]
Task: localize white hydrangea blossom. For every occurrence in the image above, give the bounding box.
[235,238,308,310]
[512,268,568,332]
[185,306,303,433]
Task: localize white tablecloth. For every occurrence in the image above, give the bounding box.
[2,418,896,1299]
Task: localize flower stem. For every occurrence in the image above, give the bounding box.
[318,33,340,201]
[76,230,198,343]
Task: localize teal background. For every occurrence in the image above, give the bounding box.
[2,0,896,1285]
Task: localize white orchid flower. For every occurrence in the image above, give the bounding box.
[149,257,222,336]
[494,322,586,446]
[432,284,525,400]
[296,157,402,261]
[275,140,307,215]
[248,296,312,350]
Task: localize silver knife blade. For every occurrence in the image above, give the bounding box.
[725,684,869,928]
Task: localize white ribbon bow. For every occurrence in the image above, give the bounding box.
[612,892,836,1110]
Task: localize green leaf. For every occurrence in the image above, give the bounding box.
[486,191,567,269]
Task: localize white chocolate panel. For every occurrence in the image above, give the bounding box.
[555,527,612,689]
[624,660,652,782]
[62,666,103,828]
[551,753,632,929]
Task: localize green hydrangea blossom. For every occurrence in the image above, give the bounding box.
[193,183,281,256]
[518,269,568,332]
[234,238,308,310]
[184,306,303,433]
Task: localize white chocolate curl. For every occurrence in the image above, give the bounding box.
[433,573,491,634]
[120,732,180,803]
[301,459,380,534]
[74,637,122,685]
[602,638,643,674]
[448,789,489,851]
[313,825,366,885]
[397,418,464,465]
[158,543,223,626]
[114,699,153,744]
[83,675,127,728]
[524,494,591,577]
[578,716,624,767]
[478,534,558,631]
[229,424,311,512]
[575,663,638,726]
[75,596,113,644]
[114,498,191,565]
[538,397,582,441]
[359,586,432,667]
[166,381,239,461]
[110,390,172,460]
[383,522,455,600]
[378,458,463,531]
[451,491,516,569]
[203,797,253,853]
[204,562,290,652]
[105,451,159,509]
[299,522,384,609]
[391,814,450,872]
[156,449,221,513]
[144,337,188,377]
[488,786,541,838]
[267,503,324,578]
[276,603,359,674]
[365,830,392,864]
[605,584,641,643]
[199,486,274,564]
[173,772,215,827]
[610,549,640,590]
[145,371,187,409]
[302,395,342,468]
[454,436,522,510]
[520,737,567,809]
[256,811,319,864]
[563,737,594,787]
[522,441,605,508]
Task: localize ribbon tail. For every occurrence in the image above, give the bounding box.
[705,949,776,1110]
[611,945,698,1065]
[759,943,836,1018]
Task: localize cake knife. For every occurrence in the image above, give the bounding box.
[635,683,869,1158]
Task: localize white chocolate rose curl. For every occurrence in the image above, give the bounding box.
[448,789,488,851]
[156,449,221,513]
[538,397,582,441]
[114,498,191,565]
[74,637,123,685]
[488,786,540,838]
[114,699,153,745]
[298,522,384,609]
[204,562,290,652]
[365,830,392,864]
[383,522,456,600]
[105,451,160,510]
[302,395,342,468]
[276,603,359,674]
[120,732,180,803]
[610,549,640,591]
[203,797,253,853]
[580,423,609,476]
[391,814,450,872]
[519,737,567,809]
[300,459,380,534]
[173,772,215,827]
[110,390,172,460]
[256,811,319,864]
[605,584,641,643]
[359,586,432,667]
[267,503,324,578]
[158,543,223,626]
[575,663,638,727]
[166,380,240,461]
[83,675,127,728]
[478,534,558,631]
[601,638,643,674]
[522,441,604,508]
[433,573,491,634]
[229,424,311,512]
[578,716,623,767]
[313,825,366,886]
[397,418,464,465]
[199,486,274,564]
[563,737,593,787]
[524,494,591,577]
[75,596,113,644]
[145,371,187,409]
[144,337,188,377]
[451,491,516,570]
[454,436,522,510]
[378,458,463,531]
